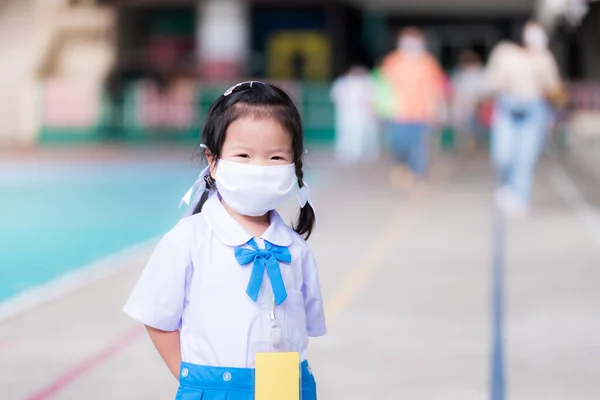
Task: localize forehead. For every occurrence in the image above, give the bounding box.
[224,115,292,148]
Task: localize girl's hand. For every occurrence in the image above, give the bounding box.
[145,325,182,380]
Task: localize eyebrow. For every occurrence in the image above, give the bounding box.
[226,143,292,153]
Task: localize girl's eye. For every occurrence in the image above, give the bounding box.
[235,154,250,159]
[271,156,284,161]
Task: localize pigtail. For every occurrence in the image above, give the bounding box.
[192,167,216,215]
[293,161,316,240]
[192,173,216,215]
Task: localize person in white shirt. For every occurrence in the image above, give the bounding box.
[486,21,561,217]
[451,49,487,153]
[331,65,378,164]
[123,81,326,400]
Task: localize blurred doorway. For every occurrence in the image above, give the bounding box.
[266,31,332,81]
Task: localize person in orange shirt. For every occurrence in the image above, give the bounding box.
[381,27,446,186]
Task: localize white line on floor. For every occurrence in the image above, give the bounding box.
[0,239,158,323]
[549,164,600,246]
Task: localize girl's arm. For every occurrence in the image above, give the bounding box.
[123,221,193,379]
[146,326,182,380]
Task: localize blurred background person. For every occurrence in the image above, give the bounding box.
[371,60,396,161]
[486,20,562,217]
[450,49,487,154]
[381,27,446,187]
[331,65,378,164]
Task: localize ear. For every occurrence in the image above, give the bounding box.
[205,150,217,179]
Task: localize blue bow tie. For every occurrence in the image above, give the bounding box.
[234,239,292,306]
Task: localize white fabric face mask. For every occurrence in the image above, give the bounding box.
[215,160,297,217]
[398,37,425,55]
[523,26,548,50]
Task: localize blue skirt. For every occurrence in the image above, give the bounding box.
[175,360,317,400]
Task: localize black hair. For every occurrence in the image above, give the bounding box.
[192,81,316,240]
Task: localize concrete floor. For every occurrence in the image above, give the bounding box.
[0,148,599,400]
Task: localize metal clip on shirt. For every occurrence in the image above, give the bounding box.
[266,289,281,347]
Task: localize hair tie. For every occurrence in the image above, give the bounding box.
[180,166,213,218]
[297,180,317,225]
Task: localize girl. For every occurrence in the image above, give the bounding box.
[123,81,326,399]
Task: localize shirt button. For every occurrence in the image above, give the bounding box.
[223,372,232,382]
[181,368,189,378]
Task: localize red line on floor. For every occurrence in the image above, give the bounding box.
[25,326,145,400]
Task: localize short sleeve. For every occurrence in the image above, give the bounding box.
[380,53,393,75]
[123,221,193,331]
[301,249,326,337]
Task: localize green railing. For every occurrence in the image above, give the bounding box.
[39,80,335,145]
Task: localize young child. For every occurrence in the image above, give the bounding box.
[123,81,326,399]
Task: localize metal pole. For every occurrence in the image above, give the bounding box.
[491,201,506,400]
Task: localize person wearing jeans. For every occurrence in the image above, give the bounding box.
[486,21,561,216]
[381,27,445,187]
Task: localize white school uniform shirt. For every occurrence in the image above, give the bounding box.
[123,193,326,368]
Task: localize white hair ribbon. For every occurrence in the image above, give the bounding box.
[180,165,212,218]
[297,180,317,224]
[223,81,266,96]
